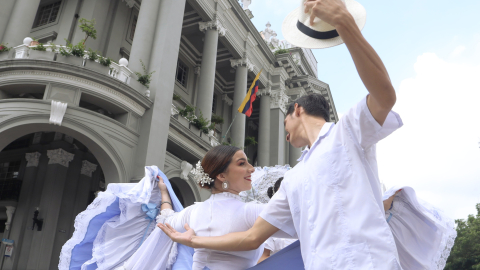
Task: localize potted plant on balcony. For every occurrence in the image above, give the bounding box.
[29,42,56,61]
[0,43,11,61]
[132,59,155,92]
[244,136,258,147]
[84,49,109,74]
[30,38,40,46]
[56,40,85,66]
[191,111,212,142]
[210,114,224,136]
[177,105,195,128]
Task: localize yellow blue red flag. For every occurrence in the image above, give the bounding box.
[238,69,262,117]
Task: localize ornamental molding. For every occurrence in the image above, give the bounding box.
[49,100,67,126]
[270,91,289,113]
[171,104,179,116]
[180,161,193,181]
[199,19,227,36]
[122,0,135,8]
[194,66,201,75]
[257,89,271,97]
[222,94,233,106]
[0,71,146,116]
[25,152,41,167]
[47,148,74,167]
[229,58,254,72]
[81,160,98,177]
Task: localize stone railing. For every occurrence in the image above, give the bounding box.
[4,37,148,97]
[171,103,220,147]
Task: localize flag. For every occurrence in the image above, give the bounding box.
[238,69,262,117]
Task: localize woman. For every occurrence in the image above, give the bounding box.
[117,145,291,270]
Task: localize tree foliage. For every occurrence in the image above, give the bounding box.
[79,18,97,45]
[445,203,480,270]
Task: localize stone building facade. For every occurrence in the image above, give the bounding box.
[0,0,337,268]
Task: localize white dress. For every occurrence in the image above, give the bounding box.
[123,192,280,270]
[383,186,456,270]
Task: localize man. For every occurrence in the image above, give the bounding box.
[159,0,403,268]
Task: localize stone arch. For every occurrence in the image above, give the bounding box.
[165,169,200,205]
[0,114,124,183]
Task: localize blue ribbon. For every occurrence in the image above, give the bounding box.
[386,213,393,223]
[138,203,159,247]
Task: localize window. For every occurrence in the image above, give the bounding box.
[212,94,217,113]
[126,9,139,44]
[129,15,138,41]
[0,161,21,180]
[0,161,22,201]
[34,1,62,28]
[176,60,189,88]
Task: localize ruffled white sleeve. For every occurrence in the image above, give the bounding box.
[157,204,197,232]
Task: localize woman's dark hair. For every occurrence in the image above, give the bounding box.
[286,93,330,121]
[199,145,240,189]
[267,177,284,198]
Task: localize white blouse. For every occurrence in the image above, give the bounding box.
[160,192,266,270]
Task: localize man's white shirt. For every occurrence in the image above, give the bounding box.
[260,97,404,269]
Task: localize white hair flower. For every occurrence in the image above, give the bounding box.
[191,161,214,186]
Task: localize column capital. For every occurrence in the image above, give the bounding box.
[47,148,74,167]
[257,88,272,97]
[270,91,290,113]
[230,58,255,72]
[222,94,233,106]
[194,66,201,75]
[122,0,135,8]
[180,161,193,181]
[25,152,41,167]
[199,19,227,36]
[81,160,98,177]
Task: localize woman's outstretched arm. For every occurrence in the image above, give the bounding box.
[159,216,279,251]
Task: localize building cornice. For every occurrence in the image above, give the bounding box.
[0,60,152,116]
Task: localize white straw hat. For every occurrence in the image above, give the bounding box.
[282,0,366,49]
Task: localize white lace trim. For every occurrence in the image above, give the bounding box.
[418,198,457,270]
[58,192,117,270]
[240,165,290,203]
[389,195,456,270]
[212,192,243,201]
[156,208,175,224]
[166,242,178,270]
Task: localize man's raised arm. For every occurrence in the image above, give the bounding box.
[158,217,279,251]
[305,0,396,125]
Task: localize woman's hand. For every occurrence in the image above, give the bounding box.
[157,176,168,193]
[304,0,350,27]
[158,223,196,247]
[383,189,402,211]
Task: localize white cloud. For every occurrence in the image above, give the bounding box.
[377,51,480,220]
[451,45,466,57]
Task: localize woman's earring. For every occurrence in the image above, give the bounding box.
[222,181,229,190]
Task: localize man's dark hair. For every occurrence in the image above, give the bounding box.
[286,93,330,121]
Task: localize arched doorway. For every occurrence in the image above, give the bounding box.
[169,177,196,207]
[0,131,109,270]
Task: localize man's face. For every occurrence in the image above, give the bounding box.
[284,109,303,148]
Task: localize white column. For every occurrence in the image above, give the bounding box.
[257,89,271,166]
[2,0,42,46]
[230,58,255,148]
[269,91,289,165]
[221,94,233,140]
[195,19,226,121]
[289,144,302,167]
[26,149,74,269]
[127,0,162,73]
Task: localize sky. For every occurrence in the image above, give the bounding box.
[247,0,480,220]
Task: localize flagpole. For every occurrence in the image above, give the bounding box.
[221,112,239,144]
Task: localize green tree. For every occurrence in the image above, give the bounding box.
[445,203,480,270]
[79,18,97,45]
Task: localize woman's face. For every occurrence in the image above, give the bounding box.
[220,150,255,193]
